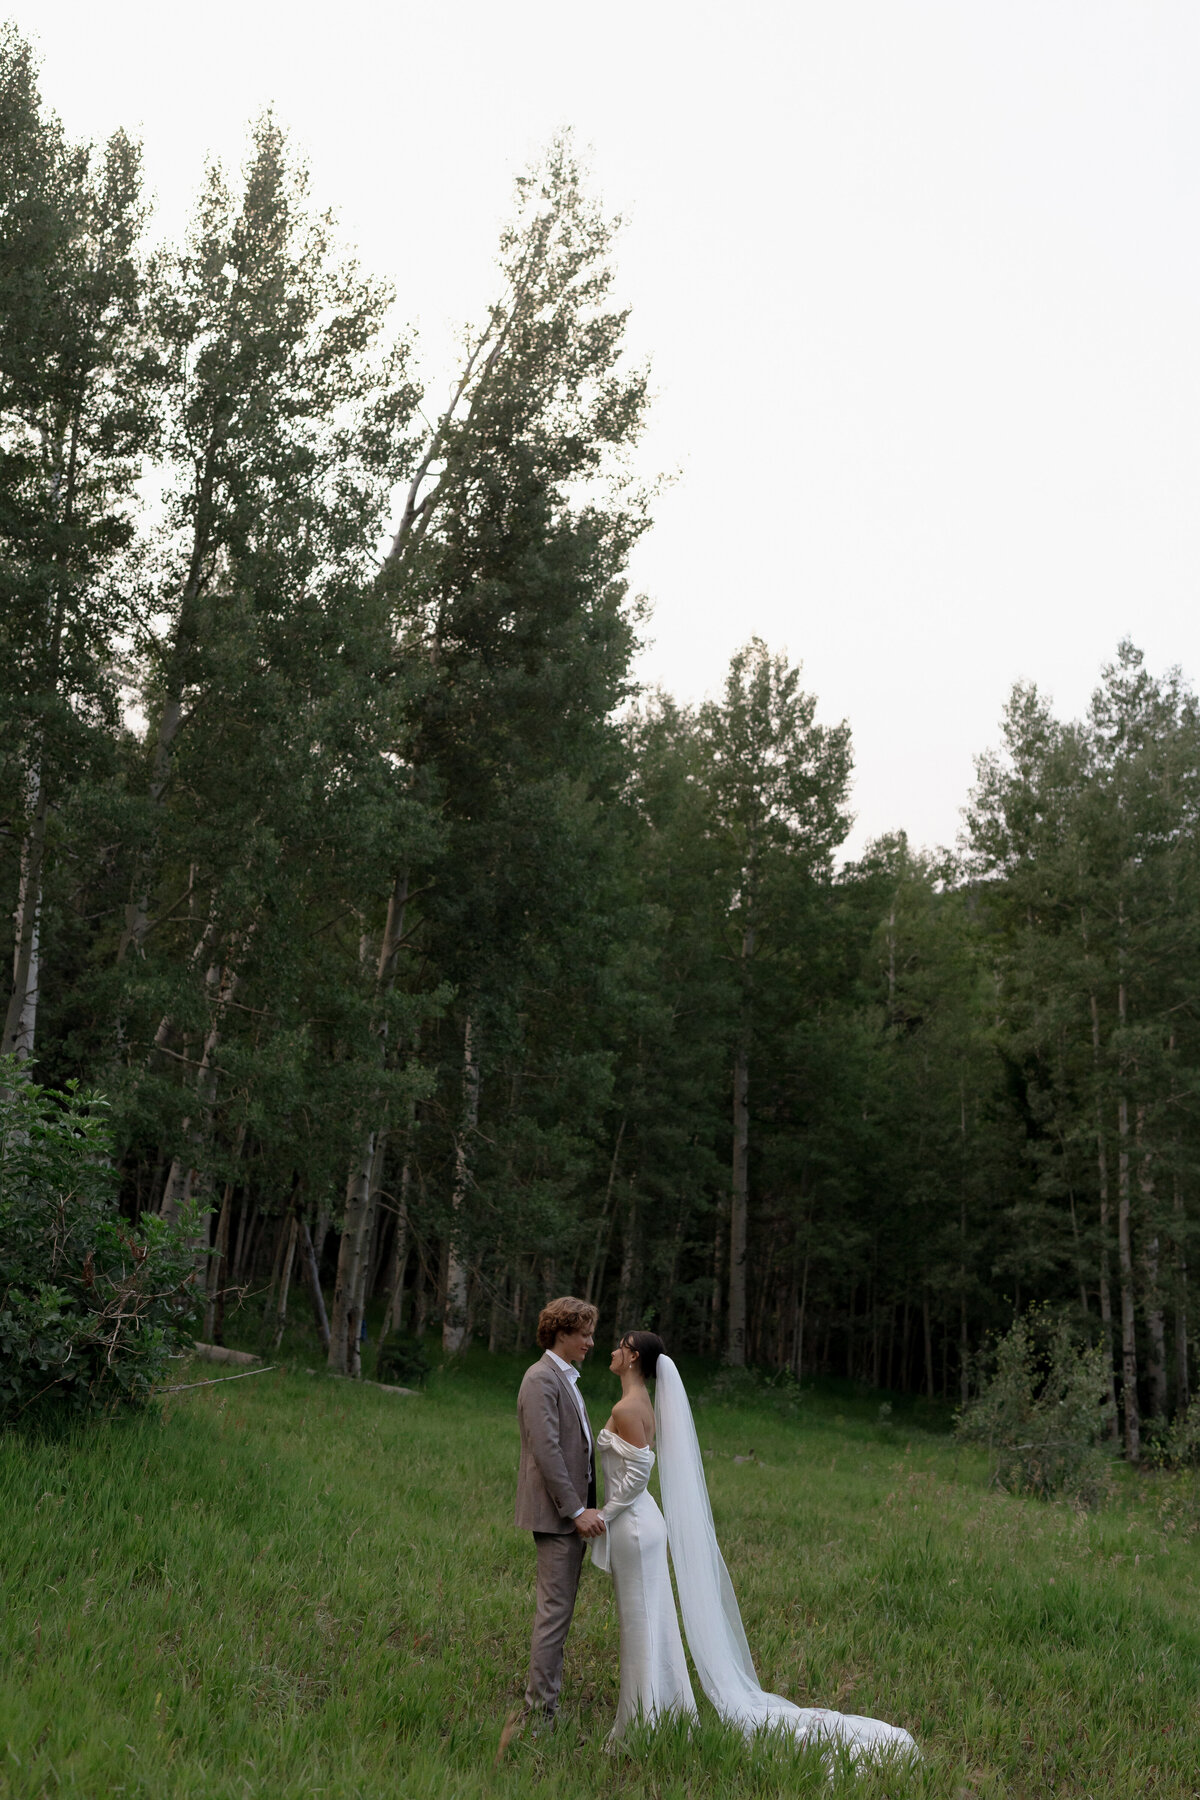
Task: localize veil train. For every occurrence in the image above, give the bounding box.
[653,1355,918,1764]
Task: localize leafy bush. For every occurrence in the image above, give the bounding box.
[699,1363,804,1418]
[1148,1397,1200,1468]
[0,1059,199,1425]
[956,1312,1116,1505]
[374,1332,431,1388]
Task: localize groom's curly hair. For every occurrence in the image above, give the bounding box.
[537,1296,599,1349]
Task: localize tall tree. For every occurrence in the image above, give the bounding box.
[0,28,157,1057]
[325,135,650,1367]
[696,641,852,1364]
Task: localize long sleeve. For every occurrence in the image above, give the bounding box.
[600,1452,652,1521]
[591,1432,654,1573]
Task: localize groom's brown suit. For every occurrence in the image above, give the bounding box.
[515,1352,597,1718]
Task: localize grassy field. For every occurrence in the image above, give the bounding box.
[2,1342,1199,1800]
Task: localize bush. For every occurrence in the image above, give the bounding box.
[374,1332,431,1388]
[956,1312,1116,1505]
[699,1363,804,1419]
[1149,1397,1200,1468]
[0,1059,200,1425]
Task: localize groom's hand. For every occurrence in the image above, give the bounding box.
[573,1508,606,1538]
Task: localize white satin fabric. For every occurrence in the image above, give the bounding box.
[591,1426,698,1740]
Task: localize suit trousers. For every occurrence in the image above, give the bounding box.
[525,1529,586,1716]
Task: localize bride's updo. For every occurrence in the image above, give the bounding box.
[620,1330,666,1381]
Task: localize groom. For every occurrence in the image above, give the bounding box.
[513,1296,606,1733]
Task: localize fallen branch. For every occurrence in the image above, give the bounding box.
[157,1365,277,1395]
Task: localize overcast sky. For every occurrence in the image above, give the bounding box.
[15,1,1200,857]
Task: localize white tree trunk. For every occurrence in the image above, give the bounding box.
[328,1132,377,1375]
[270,1216,299,1350]
[379,1151,412,1339]
[2,760,46,1060]
[442,1014,479,1355]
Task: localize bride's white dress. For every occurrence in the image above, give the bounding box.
[591,1426,698,1737]
[591,1358,918,1765]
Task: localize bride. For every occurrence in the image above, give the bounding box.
[591,1330,917,1763]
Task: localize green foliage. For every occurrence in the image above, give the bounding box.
[699,1364,806,1420]
[1149,1396,1200,1468]
[956,1312,1116,1505]
[374,1331,430,1388]
[0,1059,198,1423]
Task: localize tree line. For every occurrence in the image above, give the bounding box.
[3,26,1197,1453]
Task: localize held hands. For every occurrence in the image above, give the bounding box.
[573,1508,606,1539]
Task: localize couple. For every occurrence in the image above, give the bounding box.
[512,1295,917,1762]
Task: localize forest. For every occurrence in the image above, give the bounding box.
[3,23,1198,1463]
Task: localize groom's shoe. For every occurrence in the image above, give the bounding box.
[495,1704,555,1763]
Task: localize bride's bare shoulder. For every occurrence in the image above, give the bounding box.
[610,1394,654,1449]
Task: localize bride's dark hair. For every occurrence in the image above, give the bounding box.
[620,1330,666,1381]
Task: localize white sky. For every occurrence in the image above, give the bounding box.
[15,1,1200,858]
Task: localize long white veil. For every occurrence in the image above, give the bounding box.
[653,1355,917,1762]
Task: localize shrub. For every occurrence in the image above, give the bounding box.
[956,1311,1116,1505]
[699,1363,804,1418]
[374,1332,431,1388]
[0,1059,199,1425]
[1151,1397,1200,1468]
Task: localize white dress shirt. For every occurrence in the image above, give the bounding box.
[546,1349,593,1517]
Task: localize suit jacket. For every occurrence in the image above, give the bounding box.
[514,1351,597,1533]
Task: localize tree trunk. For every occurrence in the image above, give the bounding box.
[727,925,753,1366]
[203,1180,234,1343]
[232,1196,257,1284]
[329,871,412,1372]
[443,1013,479,1355]
[1137,1106,1168,1419]
[614,1190,638,1342]
[1117,1086,1140,1460]
[270,1216,299,1350]
[328,1131,377,1376]
[791,1243,810,1379]
[263,1212,290,1321]
[585,1115,626,1304]
[160,934,254,1225]
[2,760,47,1060]
[922,1290,935,1400]
[347,1128,389,1363]
[379,1149,412,1340]
[662,1204,687,1342]
[1174,1173,1189,1413]
[313,1204,331,1270]
[709,1194,726,1356]
[300,1217,331,1353]
[1090,991,1121,1437]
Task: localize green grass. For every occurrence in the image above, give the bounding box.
[2,1344,1199,1799]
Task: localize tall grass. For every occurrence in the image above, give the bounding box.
[2,1347,1198,1798]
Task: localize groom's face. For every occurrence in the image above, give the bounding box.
[554,1325,594,1366]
